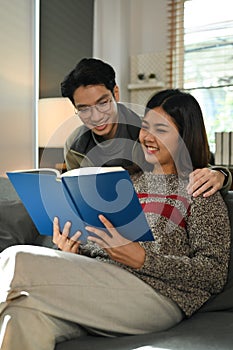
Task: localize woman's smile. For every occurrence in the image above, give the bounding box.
[145,145,159,154]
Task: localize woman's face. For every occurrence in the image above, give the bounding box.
[139,106,180,174]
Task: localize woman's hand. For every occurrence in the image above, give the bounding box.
[53,217,82,254]
[187,168,225,198]
[86,214,146,269]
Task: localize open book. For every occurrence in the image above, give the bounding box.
[7,167,154,242]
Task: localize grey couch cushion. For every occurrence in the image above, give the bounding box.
[0,199,39,251]
[0,177,38,250]
[0,177,53,250]
[56,312,233,350]
[0,176,19,201]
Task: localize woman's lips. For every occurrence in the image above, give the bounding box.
[145,146,159,154]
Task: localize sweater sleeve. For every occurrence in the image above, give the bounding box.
[138,192,231,294]
[211,165,232,195]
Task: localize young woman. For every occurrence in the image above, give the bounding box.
[0,89,230,350]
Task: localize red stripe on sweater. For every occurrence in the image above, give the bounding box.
[141,202,187,228]
[138,193,190,210]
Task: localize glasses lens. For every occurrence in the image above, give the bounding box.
[78,108,90,117]
[96,99,112,113]
[77,98,112,118]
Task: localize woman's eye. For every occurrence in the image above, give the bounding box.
[156,129,167,133]
[141,124,148,130]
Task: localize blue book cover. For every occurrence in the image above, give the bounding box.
[7,167,154,242]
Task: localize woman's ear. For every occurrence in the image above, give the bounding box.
[113,85,120,102]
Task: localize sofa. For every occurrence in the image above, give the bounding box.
[0,176,233,350]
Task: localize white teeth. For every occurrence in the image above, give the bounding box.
[147,146,158,151]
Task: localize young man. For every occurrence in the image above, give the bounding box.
[61,58,231,197]
[61,58,147,175]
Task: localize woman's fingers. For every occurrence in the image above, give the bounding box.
[53,217,82,253]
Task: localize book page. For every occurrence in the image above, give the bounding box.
[8,168,61,176]
[62,166,125,177]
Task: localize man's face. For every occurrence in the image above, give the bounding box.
[73,84,119,140]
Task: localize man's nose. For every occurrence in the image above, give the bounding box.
[90,106,103,122]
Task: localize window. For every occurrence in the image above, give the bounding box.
[166,0,184,89]
[167,0,233,153]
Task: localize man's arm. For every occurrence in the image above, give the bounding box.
[187,166,232,198]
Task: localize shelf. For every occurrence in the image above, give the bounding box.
[128,81,165,90]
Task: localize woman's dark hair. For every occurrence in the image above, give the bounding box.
[146,89,210,172]
[61,58,116,105]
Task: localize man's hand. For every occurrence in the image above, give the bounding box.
[187,168,225,198]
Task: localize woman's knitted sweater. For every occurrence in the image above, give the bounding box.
[81,172,231,317]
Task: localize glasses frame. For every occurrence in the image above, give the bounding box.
[75,97,113,119]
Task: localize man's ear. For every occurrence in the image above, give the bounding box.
[113,85,120,102]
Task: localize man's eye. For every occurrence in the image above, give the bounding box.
[78,107,89,113]
[98,100,108,106]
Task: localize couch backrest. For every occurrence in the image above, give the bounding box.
[0,176,19,200]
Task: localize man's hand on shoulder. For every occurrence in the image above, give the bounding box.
[187,168,225,198]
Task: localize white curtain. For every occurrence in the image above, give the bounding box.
[93,0,131,102]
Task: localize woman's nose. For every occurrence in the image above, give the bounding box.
[144,130,155,141]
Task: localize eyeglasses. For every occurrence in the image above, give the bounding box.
[75,98,113,119]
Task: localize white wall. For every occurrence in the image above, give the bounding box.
[0,0,37,176]
[93,0,167,102]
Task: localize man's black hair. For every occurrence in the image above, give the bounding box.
[61,58,116,105]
